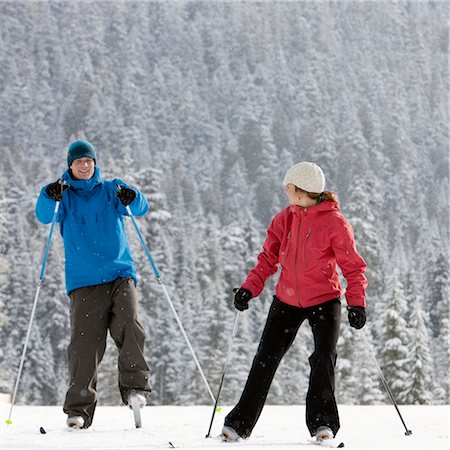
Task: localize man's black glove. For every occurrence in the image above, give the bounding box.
[45,179,69,201]
[117,185,136,206]
[233,288,252,311]
[348,306,366,329]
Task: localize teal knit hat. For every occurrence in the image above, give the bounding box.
[67,140,97,167]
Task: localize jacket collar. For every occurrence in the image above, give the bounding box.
[62,167,101,193]
[289,201,340,216]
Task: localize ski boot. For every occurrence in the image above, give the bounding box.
[66,416,85,429]
[221,425,241,442]
[315,426,333,441]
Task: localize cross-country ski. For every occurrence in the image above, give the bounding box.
[169,439,344,449]
[304,439,345,448]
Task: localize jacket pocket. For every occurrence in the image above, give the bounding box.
[321,262,334,280]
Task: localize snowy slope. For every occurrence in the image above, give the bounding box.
[0,404,448,450]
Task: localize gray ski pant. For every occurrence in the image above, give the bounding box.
[63,277,151,427]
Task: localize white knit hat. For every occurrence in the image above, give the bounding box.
[283,162,325,193]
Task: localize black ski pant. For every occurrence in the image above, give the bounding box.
[63,277,151,428]
[224,296,341,438]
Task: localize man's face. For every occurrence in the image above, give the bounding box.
[70,157,95,180]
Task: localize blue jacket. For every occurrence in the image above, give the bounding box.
[35,167,148,294]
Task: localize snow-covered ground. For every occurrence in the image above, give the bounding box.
[0,404,448,449]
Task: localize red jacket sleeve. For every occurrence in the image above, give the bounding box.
[331,217,368,307]
[241,212,285,298]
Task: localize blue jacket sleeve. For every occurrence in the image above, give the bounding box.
[35,186,65,224]
[113,179,149,217]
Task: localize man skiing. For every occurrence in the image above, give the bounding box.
[35,140,151,429]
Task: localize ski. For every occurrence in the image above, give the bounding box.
[304,439,345,448]
[36,426,93,434]
[168,435,222,448]
[128,390,142,428]
[168,438,344,448]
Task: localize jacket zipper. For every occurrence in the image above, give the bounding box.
[284,229,292,263]
[303,228,311,267]
[294,220,301,306]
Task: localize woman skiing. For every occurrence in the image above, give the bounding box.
[222,162,367,443]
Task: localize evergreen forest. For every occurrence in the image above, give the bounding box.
[0,1,448,407]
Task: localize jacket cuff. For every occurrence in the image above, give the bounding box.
[346,297,366,308]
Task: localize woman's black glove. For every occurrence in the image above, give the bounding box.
[348,306,366,329]
[117,185,136,206]
[233,288,252,311]
[45,179,69,201]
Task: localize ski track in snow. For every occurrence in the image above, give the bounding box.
[0,404,448,449]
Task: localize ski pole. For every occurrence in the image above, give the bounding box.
[124,201,216,405]
[360,330,412,436]
[6,200,60,425]
[206,311,240,438]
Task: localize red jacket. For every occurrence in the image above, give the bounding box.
[241,202,367,309]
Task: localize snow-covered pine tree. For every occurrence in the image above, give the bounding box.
[353,329,384,405]
[426,244,450,404]
[336,317,384,404]
[186,213,239,404]
[378,269,410,403]
[252,129,280,227]
[172,218,205,405]
[0,175,9,330]
[0,0,447,406]
[433,315,450,404]
[128,166,180,404]
[403,296,433,404]
[217,137,248,224]
[0,180,10,394]
[426,251,449,339]
[1,230,57,404]
[311,118,338,189]
[33,217,69,404]
[217,219,262,404]
[343,172,383,307]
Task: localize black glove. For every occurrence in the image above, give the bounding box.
[233,288,252,311]
[348,306,366,329]
[117,185,136,206]
[45,179,69,201]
